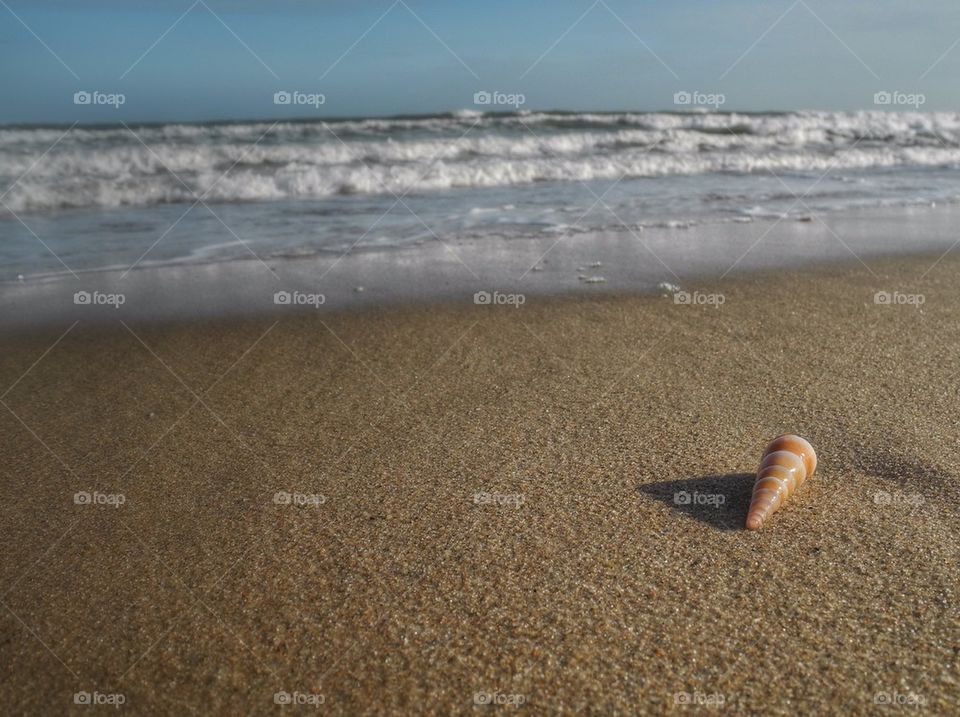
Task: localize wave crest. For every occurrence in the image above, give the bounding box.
[3,110,960,214]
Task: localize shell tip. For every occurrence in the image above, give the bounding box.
[745,515,763,531]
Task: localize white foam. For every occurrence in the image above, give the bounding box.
[4,111,960,214]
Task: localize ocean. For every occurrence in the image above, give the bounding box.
[3,110,960,279]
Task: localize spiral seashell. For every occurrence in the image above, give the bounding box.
[746,434,817,531]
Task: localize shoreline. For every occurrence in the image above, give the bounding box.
[2,203,958,334]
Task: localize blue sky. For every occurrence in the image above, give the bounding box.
[1,0,959,123]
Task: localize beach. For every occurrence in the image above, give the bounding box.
[1,251,957,714]
[6,0,960,710]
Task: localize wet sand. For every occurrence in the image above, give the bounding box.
[4,203,960,333]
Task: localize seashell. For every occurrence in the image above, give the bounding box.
[746,434,817,531]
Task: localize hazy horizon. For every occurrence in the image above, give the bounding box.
[3,0,960,124]
[7,106,947,130]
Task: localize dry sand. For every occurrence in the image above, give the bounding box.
[1,254,958,714]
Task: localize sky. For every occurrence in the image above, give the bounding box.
[1,0,959,124]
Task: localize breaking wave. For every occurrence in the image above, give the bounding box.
[4,110,960,214]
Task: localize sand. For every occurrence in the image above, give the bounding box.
[1,253,958,714]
